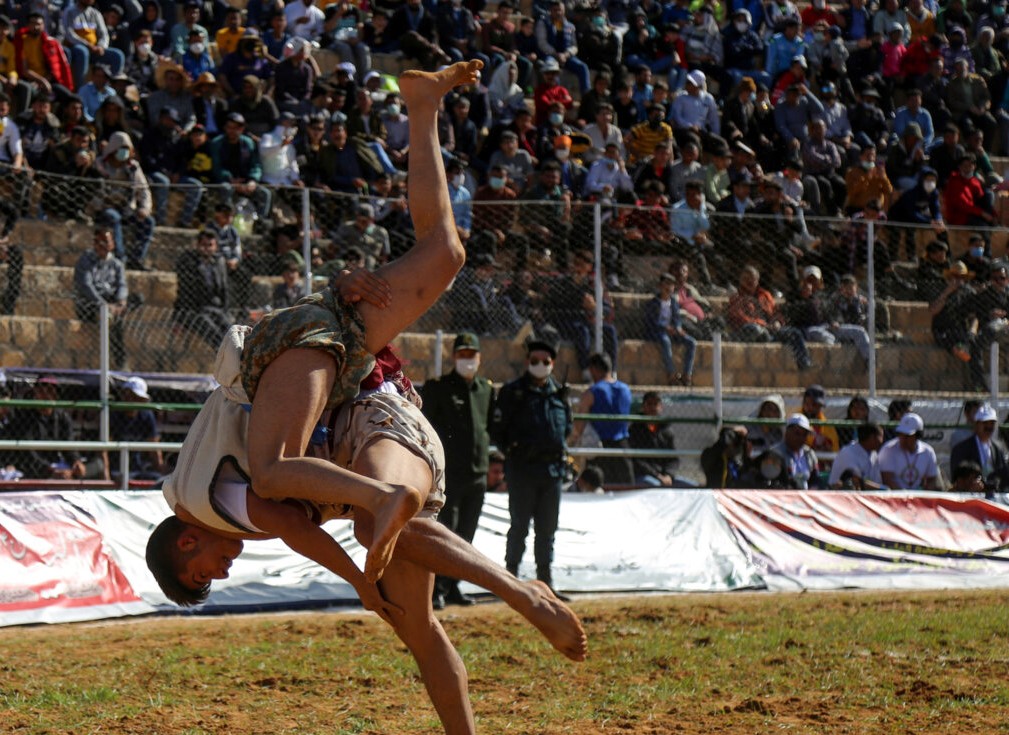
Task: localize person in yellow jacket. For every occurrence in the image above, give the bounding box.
[791,384,840,456]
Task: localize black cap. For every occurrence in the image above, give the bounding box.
[473,252,497,268]
[526,335,558,359]
[803,384,826,403]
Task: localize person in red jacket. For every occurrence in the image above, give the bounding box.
[533,57,573,127]
[13,12,74,99]
[944,153,996,233]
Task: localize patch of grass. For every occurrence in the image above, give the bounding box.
[2,590,1009,734]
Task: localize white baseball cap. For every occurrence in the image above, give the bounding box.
[896,412,924,435]
[975,404,999,423]
[122,376,150,400]
[786,413,811,432]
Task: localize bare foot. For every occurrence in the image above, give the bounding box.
[364,484,423,583]
[399,60,484,107]
[523,580,588,662]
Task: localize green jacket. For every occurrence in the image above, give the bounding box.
[421,370,496,477]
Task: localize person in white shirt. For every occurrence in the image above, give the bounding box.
[260,112,301,186]
[878,413,940,490]
[285,0,326,40]
[829,422,884,489]
[582,103,624,165]
[584,142,633,199]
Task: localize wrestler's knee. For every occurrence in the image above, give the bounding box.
[248,457,292,500]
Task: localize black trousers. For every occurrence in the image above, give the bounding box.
[434,471,487,597]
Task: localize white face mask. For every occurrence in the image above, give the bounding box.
[528,362,553,380]
[386,104,400,117]
[734,21,748,32]
[452,173,465,188]
[923,180,937,193]
[137,43,152,56]
[760,460,782,480]
[190,42,206,55]
[555,148,570,161]
[454,357,479,378]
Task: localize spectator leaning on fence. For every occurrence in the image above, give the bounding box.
[569,352,633,487]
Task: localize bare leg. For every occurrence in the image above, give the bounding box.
[358,60,483,354]
[246,348,423,583]
[378,556,476,735]
[353,439,587,662]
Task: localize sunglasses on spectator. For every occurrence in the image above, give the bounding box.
[529,358,552,366]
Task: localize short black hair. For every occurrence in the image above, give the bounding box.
[489,449,505,465]
[579,465,604,489]
[146,516,209,607]
[587,352,612,374]
[953,460,982,483]
[856,422,882,443]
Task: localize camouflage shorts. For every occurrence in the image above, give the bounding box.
[240,289,376,411]
[330,391,446,518]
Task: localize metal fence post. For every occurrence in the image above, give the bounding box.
[593,201,603,356]
[866,219,877,398]
[991,341,1000,407]
[434,328,444,378]
[99,302,109,444]
[302,187,313,285]
[713,331,723,427]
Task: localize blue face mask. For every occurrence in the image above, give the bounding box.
[970,246,985,258]
[489,176,505,190]
[549,112,564,126]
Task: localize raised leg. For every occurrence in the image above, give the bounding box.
[358,61,483,354]
[246,348,423,583]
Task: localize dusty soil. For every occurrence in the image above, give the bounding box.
[2,591,1008,734]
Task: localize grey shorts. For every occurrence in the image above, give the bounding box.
[330,391,446,518]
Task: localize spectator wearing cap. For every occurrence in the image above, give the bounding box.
[644,272,696,385]
[74,223,130,367]
[62,0,126,91]
[147,60,195,130]
[324,2,370,82]
[766,0,801,34]
[771,413,825,489]
[535,99,573,162]
[386,0,450,70]
[549,134,586,196]
[847,86,889,152]
[361,7,398,58]
[110,376,164,481]
[93,132,154,270]
[940,23,974,74]
[532,56,573,128]
[893,87,935,148]
[13,12,73,101]
[878,413,940,490]
[210,111,271,219]
[330,202,390,270]
[190,71,226,136]
[420,330,496,608]
[700,143,732,206]
[682,4,723,74]
[169,0,209,59]
[491,334,572,594]
[929,258,978,365]
[285,0,325,41]
[765,17,805,80]
[949,404,1009,493]
[217,31,272,99]
[274,36,316,117]
[215,7,246,58]
[229,74,279,139]
[172,227,231,348]
[140,105,202,227]
[626,102,673,165]
[534,0,590,94]
[669,72,720,151]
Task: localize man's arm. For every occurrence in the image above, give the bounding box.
[567,387,593,446]
[246,491,402,623]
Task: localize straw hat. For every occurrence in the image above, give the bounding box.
[944,260,975,279]
[154,59,190,90]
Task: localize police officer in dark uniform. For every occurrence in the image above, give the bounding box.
[491,336,573,596]
[421,332,496,609]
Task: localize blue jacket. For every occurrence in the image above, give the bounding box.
[643,293,683,341]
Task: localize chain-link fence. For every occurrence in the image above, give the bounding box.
[3,162,1009,479]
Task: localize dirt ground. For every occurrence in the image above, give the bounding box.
[3,591,1008,734]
